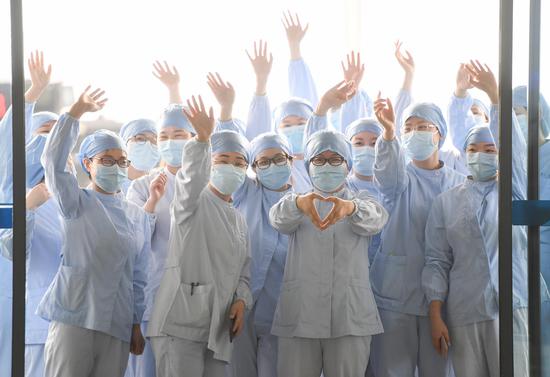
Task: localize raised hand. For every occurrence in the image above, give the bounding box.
[26,183,51,210]
[144,172,168,213]
[318,196,355,230]
[229,299,246,338]
[68,86,108,120]
[395,40,415,75]
[207,72,235,121]
[374,93,395,140]
[182,95,215,142]
[153,60,182,104]
[455,63,474,98]
[282,11,309,60]
[465,60,498,104]
[395,40,415,91]
[341,51,365,88]
[316,80,357,116]
[25,51,52,103]
[153,61,180,88]
[246,40,273,95]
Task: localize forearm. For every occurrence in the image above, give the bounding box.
[168,85,183,105]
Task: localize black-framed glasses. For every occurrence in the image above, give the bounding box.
[254,154,292,170]
[93,157,131,168]
[310,155,345,167]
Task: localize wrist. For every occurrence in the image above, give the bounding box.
[68,104,86,120]
[196,134,210,143]
[289,44,301,60]
[219,107,233,122]
[315,101,330,116]
[383,128,395,141]
[255,78,268,96]
[454,88,468,98]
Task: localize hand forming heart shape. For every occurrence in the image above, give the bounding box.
[296,192,356,231]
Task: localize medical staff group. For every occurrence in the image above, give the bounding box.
[1,11,549,377]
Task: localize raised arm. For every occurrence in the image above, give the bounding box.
[373,95,409,208]
[42,87,107,218]
[207,72,235,123]
[393,41,415,134]
[283,11,319,106]
[153,61,183,105]
[467,60,528,197]
[448,64,476,152]
[305,80,356,140]
[339,51,371,132]
[245,40,274,140]
[172,96,215,224]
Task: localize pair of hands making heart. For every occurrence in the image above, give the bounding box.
[296,193,356,231]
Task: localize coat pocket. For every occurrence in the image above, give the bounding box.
[167,282,213,329]
[273,280,301,327]
[370,254,406,302]
[54,265,88,313]
[348,278,379,326]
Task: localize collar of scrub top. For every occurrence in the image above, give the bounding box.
[158,103,196,135]
[78,129,126,173]
[402,102,448,149]
[513,85,550,138]
[211,130,250,162]
[272,97,314,131]
[345,118,383,140]
[119,118,157,143]
[303,129,353,173]
[248,132,292,163]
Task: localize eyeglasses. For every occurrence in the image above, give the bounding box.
[212,160,249,169]
[401,124,438,134]
[93,157,131,168]
[310,155,345,167]
[129,134,157,145]
[254,154,292,170]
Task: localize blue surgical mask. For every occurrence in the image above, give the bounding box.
[257,164,291,190]
[309,163,348,193]
[159,139,188,167]
[280,125,306,154]
[402,131,438,161]
[516,114,528,141]
[94,164,128,193]
[128,141,160,172]
[210,164,246,195]
[467,152,498,181]
[352,146,375,176]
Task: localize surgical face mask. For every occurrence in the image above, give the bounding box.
[402,131,438,161]
[256,163,291,190]
[159,139,188,167]
[279,125,306,154]
[94,164,128,193]
[127,141,160,172]
[210,164,246,195]
[309,163,348,193]
[352,146,375,176]
[467,152,498,182]
[516,114,528,141]
[473,114,487,126]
